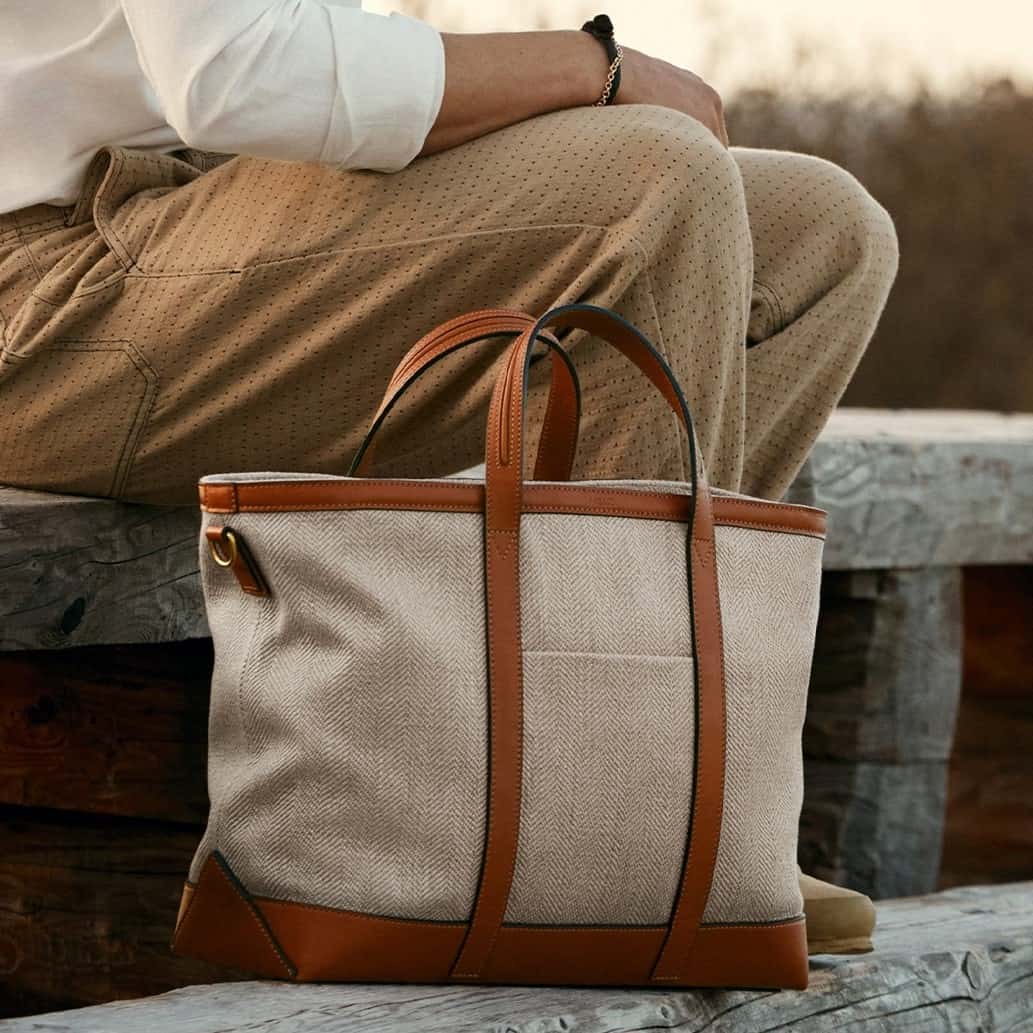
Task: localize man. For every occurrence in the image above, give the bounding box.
[0,0,894,955]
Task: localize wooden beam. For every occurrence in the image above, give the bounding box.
[0,642,211,823]
[6,883,1031,1033]
[0,488,202,651]
[4,409,1031,650]
[942,566,1033,888]
[798,568,962,898]
[0,805,229,1019]
[786,409,1033,569]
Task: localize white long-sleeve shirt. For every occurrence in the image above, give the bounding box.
[0,0,446,214]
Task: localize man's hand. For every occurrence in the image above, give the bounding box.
[617,48,728,147]
[422,31,728,157]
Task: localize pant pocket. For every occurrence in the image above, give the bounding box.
[70,146,202,272]
[0,339,157,498]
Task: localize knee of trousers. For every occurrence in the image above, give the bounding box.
[813,156,900,296]
[551,105,742,208]
[577,104,750,264]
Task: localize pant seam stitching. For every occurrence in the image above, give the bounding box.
[12,223,44,283]
[6,339,158,497]
[123,222,610,278]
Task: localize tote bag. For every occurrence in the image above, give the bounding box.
[172,305,823,989]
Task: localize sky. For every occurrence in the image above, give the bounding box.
[370,0,1033,95]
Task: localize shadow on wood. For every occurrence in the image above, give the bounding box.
[4,883,1031,1033]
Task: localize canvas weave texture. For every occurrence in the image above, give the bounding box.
[192,482,821,927]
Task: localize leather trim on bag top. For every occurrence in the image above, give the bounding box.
[199,479,827,539]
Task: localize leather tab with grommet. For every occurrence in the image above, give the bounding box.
[205,526,270,598]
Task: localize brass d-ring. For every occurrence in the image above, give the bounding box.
[208,529,239,568]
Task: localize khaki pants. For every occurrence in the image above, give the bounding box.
[0,105,897,506]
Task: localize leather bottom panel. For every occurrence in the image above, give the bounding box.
[173,856,809,989]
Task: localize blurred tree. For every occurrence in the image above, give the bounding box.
[727,81,1033,411]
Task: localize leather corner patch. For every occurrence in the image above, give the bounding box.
[171,852,296,980]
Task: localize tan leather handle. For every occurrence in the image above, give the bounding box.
[485,304,714,543]
[452,304,726,984]
[349,309,580,482]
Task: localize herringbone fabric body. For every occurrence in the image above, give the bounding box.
[192,478,821,927]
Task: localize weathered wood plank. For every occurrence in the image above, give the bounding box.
[4,409,1031,650]
[0,488,202,651]
[800,761,949,900]
[785,409,1033,569]
[798,567,962,898]
[0,642,211,823]
[0,805,230,1019]
[962,565,1033,699]
[942,692,1033,890]
[804,568,962,763]
[942,568,1033,889]
[5,883,1031,1033]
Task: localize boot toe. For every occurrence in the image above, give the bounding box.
[800,872,876,955]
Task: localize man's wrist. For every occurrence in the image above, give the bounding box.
[563,29,614,108]
[580,15,622,105]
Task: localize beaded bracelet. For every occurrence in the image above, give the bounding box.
[581,14,623,107]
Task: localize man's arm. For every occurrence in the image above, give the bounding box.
[121,1,446,170]
[121,2,726,173]
[425,32,728,156]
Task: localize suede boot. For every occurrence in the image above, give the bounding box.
[800,870,876,955]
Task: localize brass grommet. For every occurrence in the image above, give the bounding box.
[208,529,238,568]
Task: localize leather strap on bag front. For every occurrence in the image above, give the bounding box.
[450,304,728,982]
[349,309,580,482]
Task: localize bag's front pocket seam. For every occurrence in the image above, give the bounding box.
[524,647,694,662]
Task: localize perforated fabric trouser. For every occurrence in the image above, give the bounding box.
[0,105,898,505]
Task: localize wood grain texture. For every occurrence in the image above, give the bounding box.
[941,693,1033,890]
[785,409,1033,569]
[799,761,949,900]
[0,806,231,1019]
[804,568,962,763]
[942,570,1033,890]
[0,641,211,822]
[0,487,202,651]
[4,409,1032,650]
[961,565,1033,699]
[5,883,1031,1033]
[797,568,962,899]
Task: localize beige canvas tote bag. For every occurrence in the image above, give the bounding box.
[173,304,825,989]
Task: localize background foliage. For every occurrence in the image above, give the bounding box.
[728,81,1033,410]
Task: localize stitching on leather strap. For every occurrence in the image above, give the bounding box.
[650,536,727,981]
[450,343,526,977]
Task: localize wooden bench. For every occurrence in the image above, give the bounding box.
[3,882,1031,1032]
[2,408,1031,1017]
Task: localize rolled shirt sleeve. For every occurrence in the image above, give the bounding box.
[120,1,446,171]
